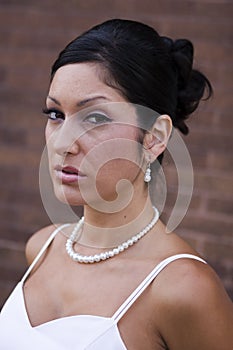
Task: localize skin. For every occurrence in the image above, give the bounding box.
[24,63,233,349]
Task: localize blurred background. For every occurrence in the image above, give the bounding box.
[0,0,232,307]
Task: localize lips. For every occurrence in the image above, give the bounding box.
[54,165,86,184]
[62,166,79,175]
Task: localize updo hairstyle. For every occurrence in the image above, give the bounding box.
[51,19,212,164]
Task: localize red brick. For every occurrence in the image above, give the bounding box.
[180,213,233,238]
[207,197,233,216]
[207,152,233,172]
[0,281,16,309]
[203,241,233,265]
[194,172,233,197]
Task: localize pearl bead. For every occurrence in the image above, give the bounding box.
[94,255,101,262]
[127,239,133,246]
[100,253,107,260]
[89,257,94,263]
[144,175,151,182]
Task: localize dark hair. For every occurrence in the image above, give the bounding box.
[51,19,212,163]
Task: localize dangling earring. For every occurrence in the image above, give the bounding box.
[144,161,151,183]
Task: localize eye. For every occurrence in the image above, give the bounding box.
[42,108,64,122]
[84,112,112,124]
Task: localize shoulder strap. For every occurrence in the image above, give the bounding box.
[21,223,71,283]
[112,253,207,323]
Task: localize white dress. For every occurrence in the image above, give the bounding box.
[0,224,206,349]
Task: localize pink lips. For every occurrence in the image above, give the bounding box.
[55,165,86,184]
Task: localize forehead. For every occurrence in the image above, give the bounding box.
[49,63,126,103]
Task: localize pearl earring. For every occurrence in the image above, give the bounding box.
[144,162,151,183]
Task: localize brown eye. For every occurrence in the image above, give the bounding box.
[42,108,64,122]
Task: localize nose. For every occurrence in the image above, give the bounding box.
[50,119,81,156]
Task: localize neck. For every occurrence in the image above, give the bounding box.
[77,190,157,248]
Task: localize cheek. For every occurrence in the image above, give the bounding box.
[94,159,141,202]
[45,123,53,146]
[86,124,142,171]
[97,158,140,180]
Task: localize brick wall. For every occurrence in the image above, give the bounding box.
[0,0,232,307]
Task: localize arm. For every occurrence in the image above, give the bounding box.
[156,260,233,350]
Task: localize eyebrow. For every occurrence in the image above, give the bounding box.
[47,95,110,107]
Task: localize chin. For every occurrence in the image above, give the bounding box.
[53,184,86,206]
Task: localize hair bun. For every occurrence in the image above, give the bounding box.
[162,36,213,135]
[172,39,193,89]
[162,37,193,89]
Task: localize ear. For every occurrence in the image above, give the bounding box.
[143,115,172,162]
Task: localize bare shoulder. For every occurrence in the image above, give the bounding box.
[152,257,233,349]
[25,224,58,265]
[154,257,231,307]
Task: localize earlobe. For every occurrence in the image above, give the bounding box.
[143,114,172,161]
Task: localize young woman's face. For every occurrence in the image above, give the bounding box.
[45,63,145,210]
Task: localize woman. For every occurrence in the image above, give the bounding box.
[1,19,232,349]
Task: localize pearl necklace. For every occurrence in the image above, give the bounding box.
[65,207,159,264]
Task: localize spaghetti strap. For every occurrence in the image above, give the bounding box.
[112,253,207,323]
[21,223,71,283]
